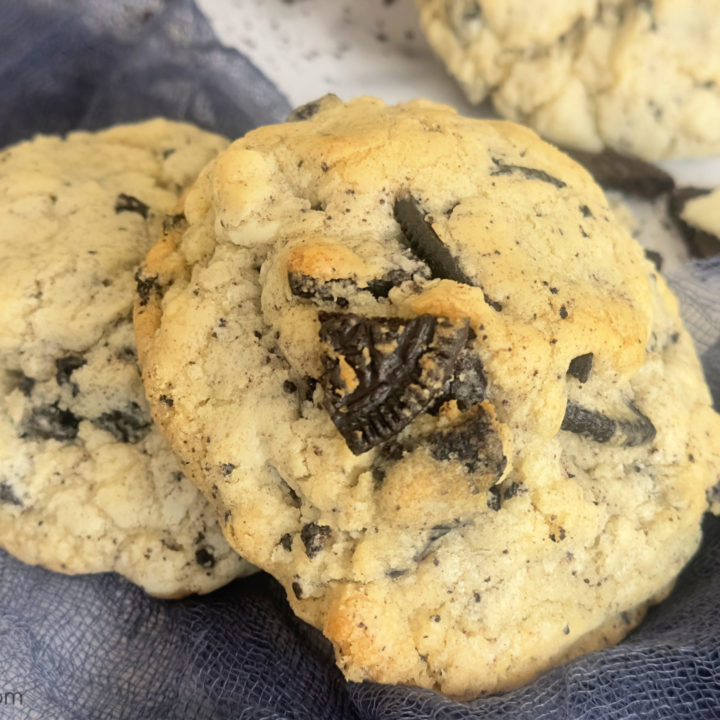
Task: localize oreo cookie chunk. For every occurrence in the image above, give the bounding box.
[562,148,674,199]
[0,120,255,597]
[135,98,720,697]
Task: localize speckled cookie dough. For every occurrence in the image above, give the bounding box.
[135,98,720,696]
[416,0,720,160]
[0,120,255,598]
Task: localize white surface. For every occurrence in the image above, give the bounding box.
[197,0,477,112]
[199,0,720,186]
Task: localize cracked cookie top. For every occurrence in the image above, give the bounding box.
[417,0,720,160]
[0,119,255,597]
[135,98,720,695]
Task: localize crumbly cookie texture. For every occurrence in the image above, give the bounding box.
[135,98,720,696]
[416,0,720,160]
[0,119,255,598]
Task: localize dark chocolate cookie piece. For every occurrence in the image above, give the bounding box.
[288,268,413,306]
[115,193,150,219]
[393,195,473,285]
[91,402,152,444]
[427,348,487,414]
[394,195,503,311]
[319,312,470,454]
[55,355,87,396]
[0,481,23,507]
[563,148,674,199]
[20,403,80,441]
[561,401,656,447]
[490,157,566,189]
[567,353,593,384]
[300,522,332,558]
[286,94,341,123]
[643,249,664,272]
[428,408,507,481]
[668,187,720,258]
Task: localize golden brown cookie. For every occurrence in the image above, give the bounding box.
[135,98,720,694]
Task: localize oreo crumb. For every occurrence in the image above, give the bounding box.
[115,193,150,218]
[21,403,80,441]
[567,353,593,383]
[0,482,23,507]
[195,547,215,568]
[300,522,331,558]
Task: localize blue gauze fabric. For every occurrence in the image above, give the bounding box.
[1,2,719,718]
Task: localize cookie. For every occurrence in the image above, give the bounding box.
[0,119,255,598]
[416,0,720,160]
[135,98,720,696]
[669,186,720,258]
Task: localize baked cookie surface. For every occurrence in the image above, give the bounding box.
[0,119,255,598]
[416,0,720,160]
[135,98,720,695]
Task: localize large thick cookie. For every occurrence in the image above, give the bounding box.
[0,120,255,598]
[135,98,720,696]
[416,0,720,160]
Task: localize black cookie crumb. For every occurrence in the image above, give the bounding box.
[366,269,413,298]
[92,403,151,444]
[286,94,340,122]
[162,212,186,233]
[643,249,664,271]
[195,547,216,569]
[135,269,161,307]
[20,403,80,441]
[55,356,86,394]
[428,409,507,477]
[300,522,331,558]
[289,269,411,306]
[567,353,594,383]
[486,486,502,511]
[17,374,35,397]
[561,402,656,446]
[428,350,487,414]
[490,158,566,189]
[0,482,23,506]
[115,193,150,219]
